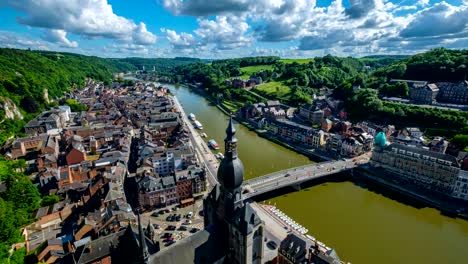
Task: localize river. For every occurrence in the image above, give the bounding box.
[170,84,468,264]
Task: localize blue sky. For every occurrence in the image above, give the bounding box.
[0,0,467,58]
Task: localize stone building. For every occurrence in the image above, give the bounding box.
[371,140,460,196]
[436,81,468,104]
[409,83,439,104]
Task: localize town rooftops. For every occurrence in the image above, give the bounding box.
[279,233,342,264]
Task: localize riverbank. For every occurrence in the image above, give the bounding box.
[168,83,468,264]
[354,165,468,219]
[175,83,334,163]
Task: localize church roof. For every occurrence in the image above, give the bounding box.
[229,202,262,236]
[149,224,227,264]
[217,117,244,190]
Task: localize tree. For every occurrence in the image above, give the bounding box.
[20,96,39,113]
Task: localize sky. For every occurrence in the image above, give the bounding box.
[0,0,467,58]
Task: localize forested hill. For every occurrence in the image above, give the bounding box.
[0,48,134,112]
[374,48,468,81]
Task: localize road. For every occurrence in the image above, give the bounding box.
[172,96,220,187]
[243,157,368,199]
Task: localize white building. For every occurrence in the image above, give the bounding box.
[452,170,468,201]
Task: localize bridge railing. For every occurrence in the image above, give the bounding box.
[243,160,339,186]
[243,165,354,199]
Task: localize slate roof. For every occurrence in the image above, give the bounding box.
[387,143,458,165]
[149,224,227,264]
[229,202,262,236]
[279,233,342,264]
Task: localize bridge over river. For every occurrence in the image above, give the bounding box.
[242,159,359,199]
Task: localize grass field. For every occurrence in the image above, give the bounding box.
[253,81,291,99]
[279,58,314,64]
[221,100,243,113]
[239,65,274,78]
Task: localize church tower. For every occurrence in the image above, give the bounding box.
[216,117,245,220]
[204,117,264,264]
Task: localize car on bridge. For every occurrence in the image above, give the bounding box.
[284,173,291,177]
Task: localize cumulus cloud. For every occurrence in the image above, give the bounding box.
[345,0,378,19]
[194,16,252,49]
[4,0,156,45]
[0,31,51,50]
[42,29,78,48]
[417,0,430,7]
[133,23,157,45]
[163,0,252,16]
[161,28,197,49]
[400,2,468,38]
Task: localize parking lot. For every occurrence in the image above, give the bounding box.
[140,200,205,249]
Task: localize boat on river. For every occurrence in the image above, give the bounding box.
[208,139,219,150]
[188,113,196,121]
[194,120,203,129]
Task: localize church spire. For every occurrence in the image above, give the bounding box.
[224,117,238,159]
[137,213,149,263]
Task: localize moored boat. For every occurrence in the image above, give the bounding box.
[200,132,207,138]
[208,139,219,149]
[188,113,196,120]
[194,120,203,129]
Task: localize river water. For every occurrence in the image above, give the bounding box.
[170,84,468,264]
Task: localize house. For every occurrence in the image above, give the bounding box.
[36,239,65,264]
[298,103,315,123]
[66,144,87,165]
[429,137,449,154]
[436,80,468,104]
[340,137,363,157]
[136,175,177,210]
[409,83,439,104]
[24,109,68,135]
[321,118,333,132]
[277,233,342,264]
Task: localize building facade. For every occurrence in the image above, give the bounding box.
[372,143,460,196]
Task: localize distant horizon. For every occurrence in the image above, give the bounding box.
[8,46,456,61]
[1,1,467,58]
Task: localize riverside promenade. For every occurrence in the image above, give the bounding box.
[172,95,220,187]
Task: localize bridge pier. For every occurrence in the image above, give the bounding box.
[292,184,301,191]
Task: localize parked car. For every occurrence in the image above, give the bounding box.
[166,215,172,221]
[165,240,176,246]
[166,225,177,231]
[178,226,188,231]
[267,241,278,250]
[190,228,199,233]
[153,224,160,229]
[151,212,159,217]
[187,212,193,218]
[162,233,172,238]
[185,219,192,225]
[158,209,166,215]
[164,209,170,213]
[175,214,182,221]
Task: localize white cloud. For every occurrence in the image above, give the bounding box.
[0,31,51,50]
[400,2,468,38]
[133,23,157,45]
[417,0,430,7]
[42,29,78,48]
[195,16,252,49]
[4,0,157,45]
[161,28,197,49]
